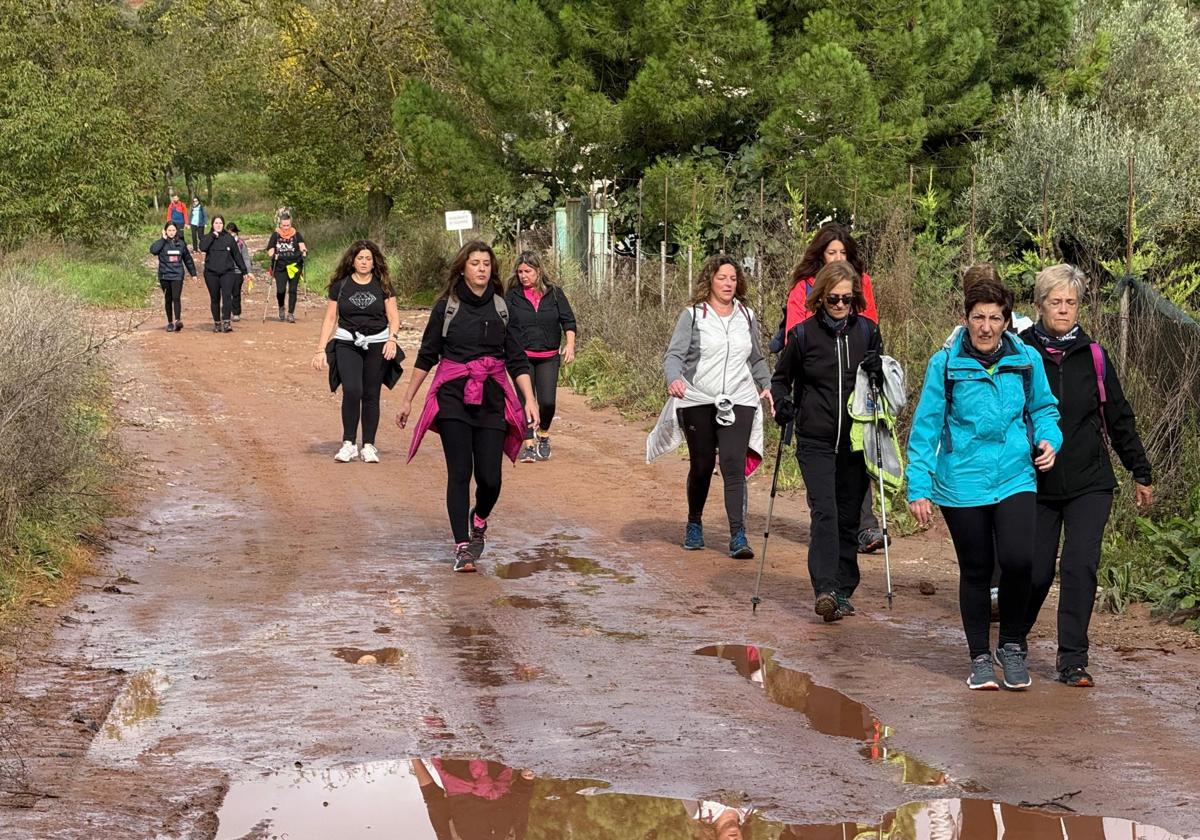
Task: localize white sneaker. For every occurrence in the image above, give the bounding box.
[334,441,358,462]
[360,444,379,463]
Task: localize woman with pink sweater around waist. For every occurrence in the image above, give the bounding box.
[397,240,538,573]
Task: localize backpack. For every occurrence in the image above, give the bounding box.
[442,293,509,338]
[1089,342,1110,445]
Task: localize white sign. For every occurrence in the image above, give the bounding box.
[444,210,474,231]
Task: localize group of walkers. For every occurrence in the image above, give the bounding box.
[660,221,1151,692]
[151,197,307,332]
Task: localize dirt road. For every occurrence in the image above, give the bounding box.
[2,268,1200,839]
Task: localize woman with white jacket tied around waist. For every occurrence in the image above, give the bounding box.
[650,255,774,559]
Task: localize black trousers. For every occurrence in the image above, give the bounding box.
[1021,491,1113,669]
[334,341,385,445]
[275,268,299,313]
[440,421,506,544]
[160,278,183,322]
[796,437,869,596]
[518,355,561,437]
[232,274,245,317]
[941,492,1036,659]
[679,404,755,535]
[204,269,238,322]
[190,224,203,250]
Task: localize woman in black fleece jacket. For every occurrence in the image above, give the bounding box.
[1018,263,1152,688]
[198,215,251,333]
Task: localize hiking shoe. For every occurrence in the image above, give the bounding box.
[995,643,1032,689]
[278,307,286,321]
[333,441,358,463]
[1058,665,1094,688]
[286,313,296,323]
[222,320,232,332]
[232,315,240,322]
[360,444,379,463]
[165,322,176,332]
[212,322,222,333]
[834,593,856,616]
[967,654,1000,690]
[468,513,487,561]
[728,529,754,559]
[535,435,552,460]
[990,586,1000,623]
[453,543,477,573]
[520,444,537,463]
[857,528,885,554]
[175,321,183,331]
[815,592,842,622]
[683,522,704,550]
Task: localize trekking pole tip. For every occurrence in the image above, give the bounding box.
[750,596,761,613]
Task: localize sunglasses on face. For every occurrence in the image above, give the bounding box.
[825,294,854,306]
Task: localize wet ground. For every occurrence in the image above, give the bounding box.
[2,279,1200,839]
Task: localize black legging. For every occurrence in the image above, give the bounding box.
[440,421,506,544]
[160,279,182,322]
[518,355,560,438]
[190,224,203,250]
[678,403,754,535]
[795,436,869,596]
[941,492,1036,659]
[232,275,245,317]
[1022,490,1113,669]
[334,341,385,445]
[204,269,238,322]
[275,268,299,314]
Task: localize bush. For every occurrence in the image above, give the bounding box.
[0,271,121,609]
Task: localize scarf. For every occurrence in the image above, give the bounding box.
[820,309,850,334]
[964,333,1007,369]
[1032,322,1081,363]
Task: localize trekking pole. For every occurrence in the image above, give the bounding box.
[751,420,793,613]
[261,254,277,323]
[871,381,895,608]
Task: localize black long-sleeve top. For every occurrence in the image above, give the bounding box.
[198,230,249,275]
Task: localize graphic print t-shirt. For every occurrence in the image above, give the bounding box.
[267,230,305,265]
[330,277,390,334]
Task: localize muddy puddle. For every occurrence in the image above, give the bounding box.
[215,757,1195,840]
[333,647,403,665]
[494,545,633,583]
[696,644,972,789]
[101,668,170,740]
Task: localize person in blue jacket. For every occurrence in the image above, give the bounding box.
[905,277,1061,692]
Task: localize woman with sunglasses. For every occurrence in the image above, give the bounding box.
[771,261,883,622]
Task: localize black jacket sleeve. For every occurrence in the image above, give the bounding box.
[1101,348,1152,485]
[415,301,446,372]
[771,327,802,405]
[554,286,578,334]
[198,232,215,254]
[182,245,196,276]
[505,325,533,380]
[149,238,165,255]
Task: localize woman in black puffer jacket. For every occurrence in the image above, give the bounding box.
[1018,263,1152,688]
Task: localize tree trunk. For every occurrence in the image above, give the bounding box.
[163,169,171,207]
[184,169,196,204]
[367,188,393,244]
[205,173,214,205]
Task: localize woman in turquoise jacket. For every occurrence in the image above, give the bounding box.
[906,275,1061,692]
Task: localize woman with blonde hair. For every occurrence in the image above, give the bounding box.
[771,260,884,621]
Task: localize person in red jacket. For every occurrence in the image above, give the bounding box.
[165,194,188,231]
[784,223,884,556]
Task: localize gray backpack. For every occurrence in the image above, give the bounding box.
[442,294,509,338]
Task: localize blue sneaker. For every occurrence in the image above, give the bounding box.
[995,643,1032,689]
[683,522,704,550]
[728,529,754,559]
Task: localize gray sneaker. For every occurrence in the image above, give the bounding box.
[535,435,551,460]
[967,654,1000,690]
[994,643,1032,689]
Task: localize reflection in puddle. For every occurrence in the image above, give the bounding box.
[333,646,403,665]
[102,668,169,740]
[495,545,633,582]
[448,624,512,687]
[215,757,1194,840]
[696,645,965,789]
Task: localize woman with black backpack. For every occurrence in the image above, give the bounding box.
[504,251,577,462]
[1017,263,1152,688]
[397,240,538,573]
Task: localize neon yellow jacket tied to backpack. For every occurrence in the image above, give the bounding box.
[849,355,906,493]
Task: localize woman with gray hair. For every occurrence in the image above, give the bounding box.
[1018,263,1152,687]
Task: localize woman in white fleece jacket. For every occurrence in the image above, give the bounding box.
[662,255,774,558]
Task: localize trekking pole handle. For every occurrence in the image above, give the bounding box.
[782,420,794,446]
